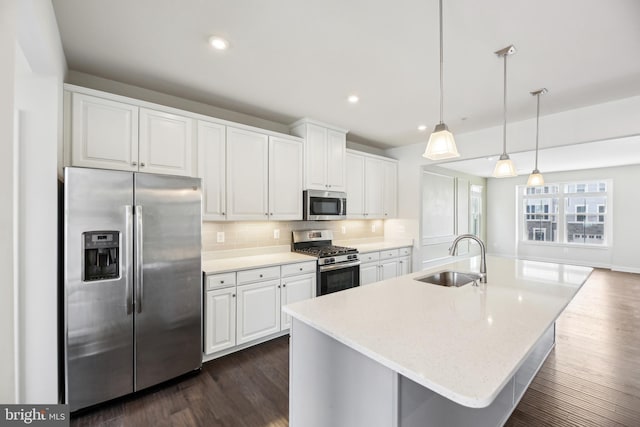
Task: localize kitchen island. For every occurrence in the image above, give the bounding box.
[283,256,592,427]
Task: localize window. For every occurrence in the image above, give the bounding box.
[520,180,610,246]
[470,185,483,238]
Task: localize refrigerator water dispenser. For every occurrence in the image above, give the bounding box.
[83,230,120,281]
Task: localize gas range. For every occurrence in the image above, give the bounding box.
[291,230,359,265]
[292,229,361,296]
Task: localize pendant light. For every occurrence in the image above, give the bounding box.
[423,0,460,160]
[527,88,548,186]
[492,45,517,177]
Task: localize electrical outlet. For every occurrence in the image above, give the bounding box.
[273,229,280,239]
[217,231,225,243]
[341,226,346,234]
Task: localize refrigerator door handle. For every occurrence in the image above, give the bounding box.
[135,205,143,314]
[125,205,134,314]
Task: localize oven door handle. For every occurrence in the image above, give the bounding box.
[319,260,361,272]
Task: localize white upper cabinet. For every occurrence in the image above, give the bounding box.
[364,157,384,218]
[326,129,347,190]
[226,128,302,221]
[69,91,194,176]
[346,152,365,218]
[382,160,398,218]
[138,108,194,176]
[226,127,269,221]
[197,121,226,221]
[290,119,347,191]
[346,149,398,219]
[269,136,303,220]
[71,92,139,172]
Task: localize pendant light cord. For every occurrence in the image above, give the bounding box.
[534,93,540,170]
[502,53,507,155]
[439,0,444,125]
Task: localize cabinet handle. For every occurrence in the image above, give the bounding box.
[299,267,303,271]
[232,293,236,298]
[132,161,137,166]
[259,274,263,278]
[278,285,281,288]
[265,213,268,216]
[222,212,225,216]
[140,162,145,167]
[283,284,286,288]
[220,280,224,284]
[270,213,273,216]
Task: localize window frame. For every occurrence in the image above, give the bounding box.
[518,179,612,248]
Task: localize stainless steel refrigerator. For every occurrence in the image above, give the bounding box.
[62,167,202,412]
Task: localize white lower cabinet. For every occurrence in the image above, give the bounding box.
[281,272,315,329]
[205,287,236,354]
[237,278,281,345]
[204,260,316,358]
[360,247,412,286]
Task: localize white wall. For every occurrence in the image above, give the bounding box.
[1,0,67,404]
[0,0,19,404]
[487,165,640,273]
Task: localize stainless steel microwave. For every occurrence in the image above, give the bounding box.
[303,190,347,220]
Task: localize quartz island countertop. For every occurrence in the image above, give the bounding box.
[283,255,592,408]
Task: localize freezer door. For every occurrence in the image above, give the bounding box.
[64,167,134,412]
[134,173,202,391]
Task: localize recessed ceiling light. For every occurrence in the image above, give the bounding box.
[418,125,427,131]
[209,36,229,50]
[347,95,359,104]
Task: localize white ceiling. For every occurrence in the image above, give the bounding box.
[51,0,640,149]
[437,135,640,177]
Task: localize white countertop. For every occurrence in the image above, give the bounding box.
[203,252,315,274]
[283,255,592,408]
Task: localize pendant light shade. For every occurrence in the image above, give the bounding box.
[423,0,460,160]
[527,88,548,187]
[492,45,517,178]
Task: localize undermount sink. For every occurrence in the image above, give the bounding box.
[415,271,482,287]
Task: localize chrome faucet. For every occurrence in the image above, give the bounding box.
[448,234,487,284]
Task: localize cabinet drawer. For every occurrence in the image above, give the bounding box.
[360,252,380,263]
[237,266,280,285]
[380,249,399,259]
[399,247,411,257]
[206,272,236,290]
[281,261,317,277]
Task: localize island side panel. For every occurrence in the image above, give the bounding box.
[289,319,397,427]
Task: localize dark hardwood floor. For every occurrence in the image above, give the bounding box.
[72,268,640,427]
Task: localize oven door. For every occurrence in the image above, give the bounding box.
[318,261,360,296]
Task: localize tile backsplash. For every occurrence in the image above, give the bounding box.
[202,219,384,252]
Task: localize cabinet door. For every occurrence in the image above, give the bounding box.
[360,262,380,286]
[380,259,399,281]
[71,93,139,171]
[305,124,328,190]
[281,273,315,330]
[269,136,303,220]
[397,256,411,276]
[197,121,226,220]
[226,127,269,220]
[236,279,281,345]
[383,160,398,218]
[326,129,346,191]
[364,157,384,218]
[205,287,236,355]
[346,152,365,218]
[139,108,194,176]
